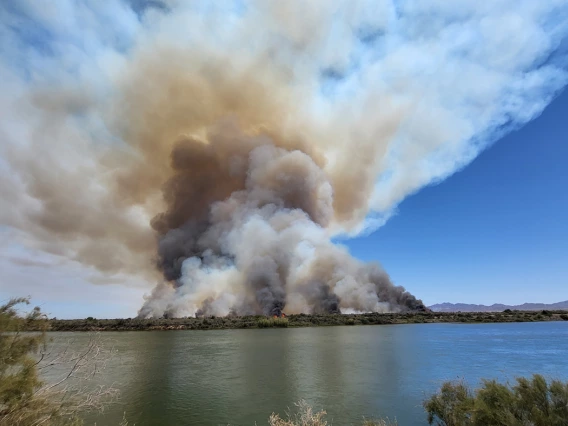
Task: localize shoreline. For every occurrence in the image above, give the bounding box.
[44,310,568,331]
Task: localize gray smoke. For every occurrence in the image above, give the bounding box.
[139,120,425,317]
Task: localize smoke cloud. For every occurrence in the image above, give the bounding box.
[139,123,424,316]
[1,1,567,317]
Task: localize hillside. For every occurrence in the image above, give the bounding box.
[429,300,568,312]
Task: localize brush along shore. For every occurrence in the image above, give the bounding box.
[41,310,568,332]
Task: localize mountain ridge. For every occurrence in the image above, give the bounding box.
[428,300,568,312]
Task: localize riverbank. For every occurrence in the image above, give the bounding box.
[44,310,568,331]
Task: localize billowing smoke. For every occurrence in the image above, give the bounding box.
[138,120,424,316]
[1,1,567,317]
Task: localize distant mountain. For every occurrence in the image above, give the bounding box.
[428,300,568,312]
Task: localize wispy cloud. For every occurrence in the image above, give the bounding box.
[7,256,54,269]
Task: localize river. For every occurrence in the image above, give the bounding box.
[44,321,568,425]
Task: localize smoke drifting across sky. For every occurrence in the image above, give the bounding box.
[0,1,567,317]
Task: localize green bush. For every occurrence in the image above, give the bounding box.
[1,298,118,426]
[0,298,80,426]
[424,374,568,426]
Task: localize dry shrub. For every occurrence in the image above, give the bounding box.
[267,400,397,426]
[268,400,328,426]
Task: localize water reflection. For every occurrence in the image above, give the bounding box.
[45,321,568,426]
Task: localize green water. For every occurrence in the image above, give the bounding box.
[45,321,568,425]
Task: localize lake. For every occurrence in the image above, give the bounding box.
[44,321,568,425]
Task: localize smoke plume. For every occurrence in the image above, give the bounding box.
[1,1,567,317]
[138,120,424,316]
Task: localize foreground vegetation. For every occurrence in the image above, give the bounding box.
[266,400,397,426]
[43,309,568,332]
[423,374,568,426]
[270,376,568,426]
[3,298,568,425]
[1,298,117,426]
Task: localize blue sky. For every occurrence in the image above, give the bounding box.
[348,88,568,305]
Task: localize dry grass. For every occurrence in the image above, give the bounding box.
[266,400,397,426]
[268,400,328,426]
[361,419,398,426]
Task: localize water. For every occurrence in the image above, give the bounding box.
[44,321,568,425]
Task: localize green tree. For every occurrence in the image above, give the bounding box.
[0,298,117,426]
[424,374,568,426]
[0,297,58,425]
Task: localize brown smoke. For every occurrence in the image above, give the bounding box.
[0,11,424,316]
[113,46,424,316]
